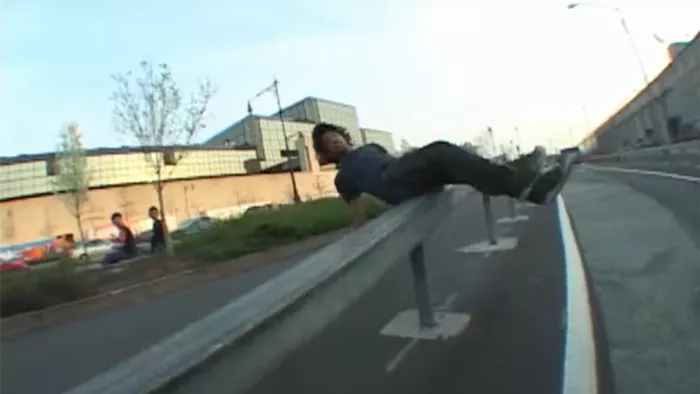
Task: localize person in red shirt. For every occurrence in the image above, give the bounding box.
[103,212,138,265]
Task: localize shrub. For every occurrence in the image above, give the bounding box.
[1,259,99,318]
[176,196,388,263]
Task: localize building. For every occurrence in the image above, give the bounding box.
[584,32,700,153]
[1,97,395,203]
[0,146,259,202]
[0,97,396,246]
[206,96,396,169]
[668,42,690,61]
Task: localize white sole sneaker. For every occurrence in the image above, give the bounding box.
[514,147,548,201]
[544,153,576,204]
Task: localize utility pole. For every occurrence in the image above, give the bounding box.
[248,78,302,203]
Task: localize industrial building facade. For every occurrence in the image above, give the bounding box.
[0,97,395,202]
[206,97,395,169]
[584,32,700,153]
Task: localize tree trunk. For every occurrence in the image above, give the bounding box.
[75,211,88,258]
[156,182,174,257]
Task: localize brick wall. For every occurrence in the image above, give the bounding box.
[0,170,337,246]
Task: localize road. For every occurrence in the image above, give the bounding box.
[167,164,699,394]
[4,162,699,394]
[565,164,700,394]
[167,193,611,394]
[0,245,326,394]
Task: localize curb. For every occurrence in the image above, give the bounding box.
[1,229,349,341]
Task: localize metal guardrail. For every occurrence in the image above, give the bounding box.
[582,140,700,163]
[62,186,522,394]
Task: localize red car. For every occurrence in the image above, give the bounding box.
[0,258,29,273]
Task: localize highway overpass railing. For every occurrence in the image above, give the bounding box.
[581,140,700,164]
[61,184,526,394]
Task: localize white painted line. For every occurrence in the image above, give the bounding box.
[438,292,460,311]
[497,215,529,224]
[556,196,598,394]
[456,237,518,254]
[385,338,419,372]
[383,292,468,372]
[585,164,700,183]
[515,202,537,209]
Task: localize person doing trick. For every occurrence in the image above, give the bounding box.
[311,123,574,225]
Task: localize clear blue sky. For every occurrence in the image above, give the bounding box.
[1,0,697,156]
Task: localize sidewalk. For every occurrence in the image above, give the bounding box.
[563,170,700,394]
[168,197,574,394]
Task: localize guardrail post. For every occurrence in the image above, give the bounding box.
[508,198,517,218]
[409,244,436,328]
[482,194,498,245]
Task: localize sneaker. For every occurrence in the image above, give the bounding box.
[526,153,576,204]
[511,147,548,201]
[508,146,547,173]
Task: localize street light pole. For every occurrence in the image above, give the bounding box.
[568,2,650,85]
[247,78,302,204]
[272,79,302,204]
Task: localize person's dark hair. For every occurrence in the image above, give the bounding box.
[311,123,352,160]
[149,206,158,213]
[111,212,122,221]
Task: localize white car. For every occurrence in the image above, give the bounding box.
[71,239,116,261]
[0,250,20,262]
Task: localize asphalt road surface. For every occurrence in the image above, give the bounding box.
[5,162,697,394]
[168,194,611,394]
[605,153,700,178]
[0,246,326,394]
[566,165,700,394]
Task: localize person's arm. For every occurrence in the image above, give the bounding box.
[349,197,366,228]
[336,176,365,228]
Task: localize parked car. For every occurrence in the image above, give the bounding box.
[243,204,278,216]
[0,250,20,262]
[0,257,29,273]
[71,239,116,261]
[172,216,214,237]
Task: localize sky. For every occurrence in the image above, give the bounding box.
[1,0,698,156]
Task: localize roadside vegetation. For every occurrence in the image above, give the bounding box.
[0,196,388,318]
[175,196,387,262]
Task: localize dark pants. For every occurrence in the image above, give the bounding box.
[384,141,532,199]
[103,249,137,265]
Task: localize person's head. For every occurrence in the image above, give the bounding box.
[111,212,124,226]
[312,123,353,164]
[148,206,159,220]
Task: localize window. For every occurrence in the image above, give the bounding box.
[163,150,178,165]
[46,155,59,175]
[223,139,231,146]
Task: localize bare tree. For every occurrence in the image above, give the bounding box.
[41,208,57,238]
[2,209,15,241]
[52,122,91,256]
[117,188,139,223]
[111,61,215,256]
[461,142,483,156]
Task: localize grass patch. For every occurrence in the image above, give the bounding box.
[175,196,388,263]
[0,259,99,318]
[0,196,389,319]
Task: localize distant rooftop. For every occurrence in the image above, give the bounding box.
[0,144,256,166]
[206,96,356,143]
